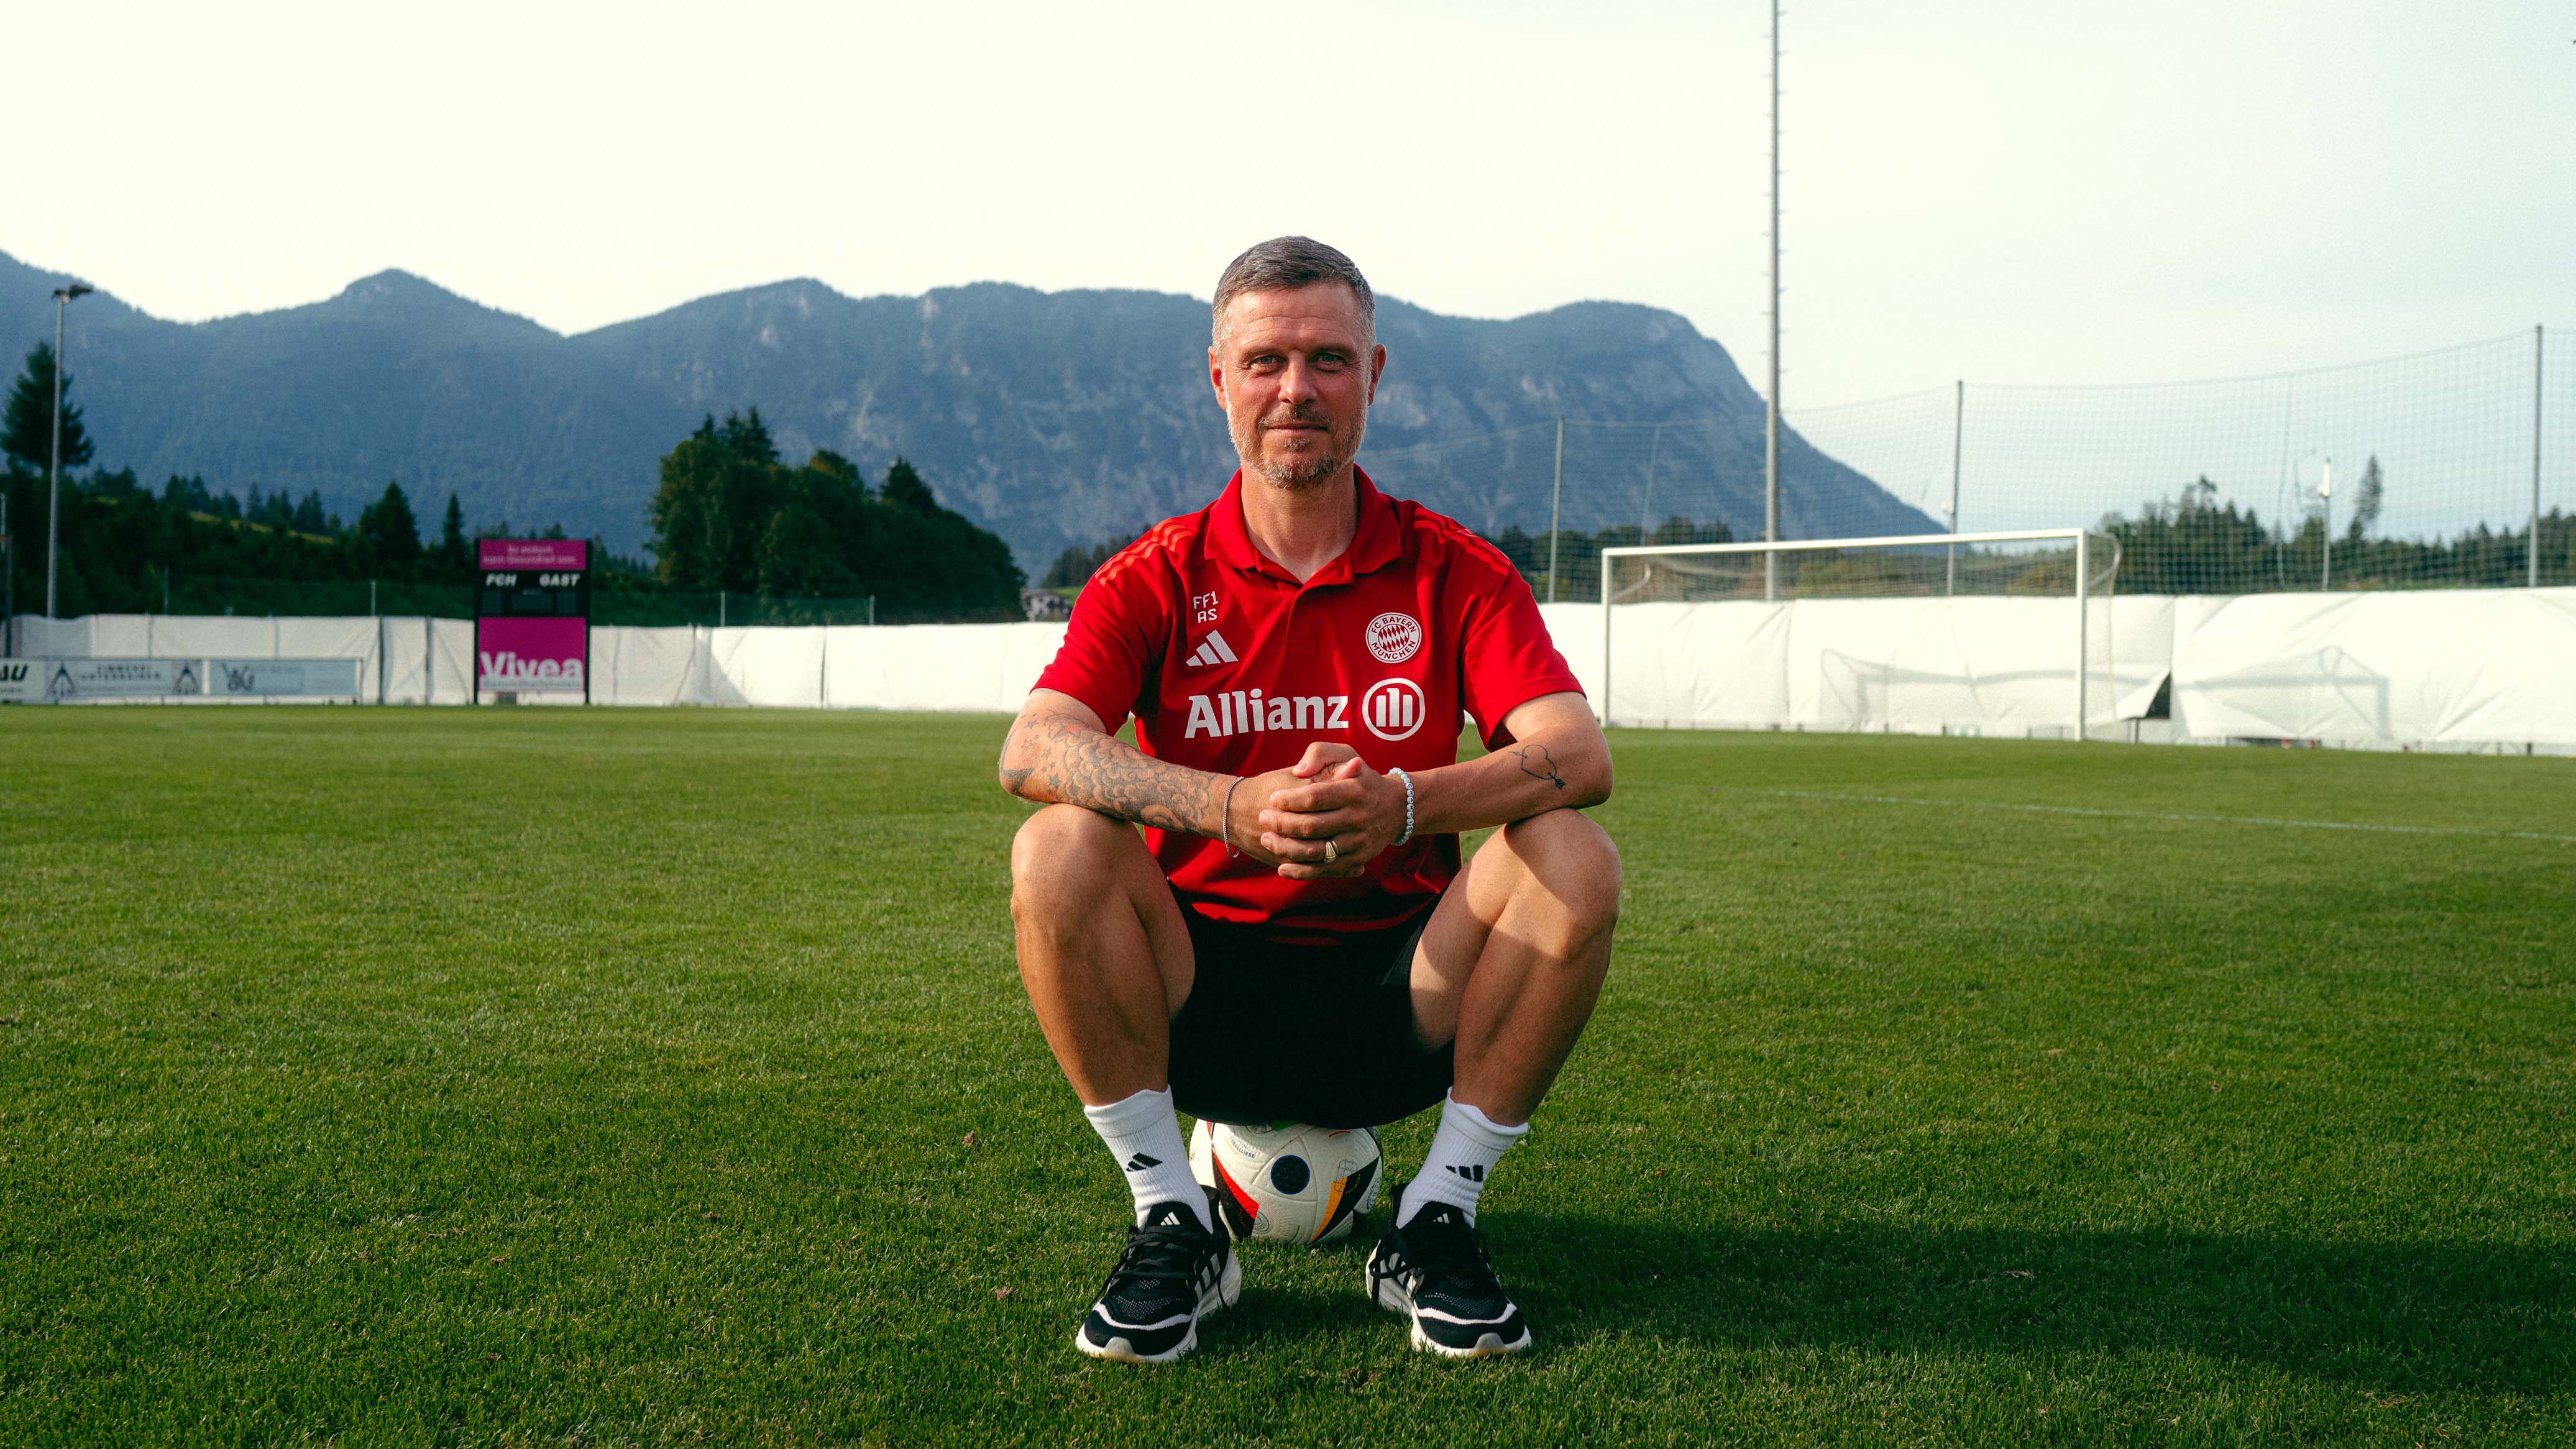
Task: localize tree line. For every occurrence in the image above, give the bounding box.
[19,321,2560,620]
[2,343,1025,621]
[1040,514,1739,603]
[1040,471,2574,599]
[4,342,501,615]
[2103,468,2573,593]
[644,409,1023,621]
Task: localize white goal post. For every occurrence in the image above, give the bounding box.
[1598,528,2124,738]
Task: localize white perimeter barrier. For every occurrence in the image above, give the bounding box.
[581,624,1066,711]
[14,589,2574,748]
[1544,598,2176,737]
[7,615,475,703]
[2170,590,2576,746]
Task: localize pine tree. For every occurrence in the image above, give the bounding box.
[2345,455,2384,543]
[440,493,469,571]
[2,342,93,474]
[724,408,779,465]
[881,457,938,513]
[357,480,422,564]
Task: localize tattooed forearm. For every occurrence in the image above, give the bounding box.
[999,710,1224,838]
[1509,742,1567,790]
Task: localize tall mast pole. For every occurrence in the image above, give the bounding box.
[2533,325,2545,588]
[41,283,89,619]
[1546,416,1565,603]
[47,295,65,618]
[1764,0,1782,600]
[1947,379,1963,595]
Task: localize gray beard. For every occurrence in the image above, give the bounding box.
[1249,452,1347,489]
[1240,417,1367,490]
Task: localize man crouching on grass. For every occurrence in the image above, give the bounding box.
[998,236,1620,1363]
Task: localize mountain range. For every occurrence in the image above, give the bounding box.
[1,247,1931,570]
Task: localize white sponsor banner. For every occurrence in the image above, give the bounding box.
[209,659,362,698]
[0,657,366,701]
[66,658,201,698]
[477,651,587,693]
[0,657,203,700]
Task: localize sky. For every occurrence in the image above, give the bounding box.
[11,0,2574,406]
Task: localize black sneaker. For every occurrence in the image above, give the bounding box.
[1075,1192,1240,1364]
[1365,1182,1532,1358]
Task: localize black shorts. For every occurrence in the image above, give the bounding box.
[1166,892,1453,1131]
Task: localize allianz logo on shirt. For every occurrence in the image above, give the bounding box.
[1181,677,1428,743]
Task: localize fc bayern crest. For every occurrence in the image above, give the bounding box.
[1365,612,1423,664]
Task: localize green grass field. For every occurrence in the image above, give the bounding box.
[4,709,2572,1446]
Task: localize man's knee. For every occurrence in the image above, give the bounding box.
[1495,810,1622,939]
[1010,805,1137,925]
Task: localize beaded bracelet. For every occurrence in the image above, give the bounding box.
[1389,766,1415,848]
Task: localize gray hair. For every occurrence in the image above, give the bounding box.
[1211,236,1375,347]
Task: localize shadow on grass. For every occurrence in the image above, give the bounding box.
[1483,1214,2572,1392]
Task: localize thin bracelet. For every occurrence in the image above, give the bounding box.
[1389,766,1416,848]
[1219,774,1245,856]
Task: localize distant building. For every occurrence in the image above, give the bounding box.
[1022,588,1073,621]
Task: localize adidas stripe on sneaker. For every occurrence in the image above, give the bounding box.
[1077,1192,1240,1364]
[1366,1181,1531,1359]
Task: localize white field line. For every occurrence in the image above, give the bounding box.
[1744,789,2576,846]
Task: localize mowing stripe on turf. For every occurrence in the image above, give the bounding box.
[1745,788,2576,844]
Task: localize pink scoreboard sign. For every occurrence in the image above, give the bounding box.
[476,539,590,700]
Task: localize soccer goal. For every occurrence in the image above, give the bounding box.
[1597,528,2125,738]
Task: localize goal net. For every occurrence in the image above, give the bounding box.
[1597,529,2125,738]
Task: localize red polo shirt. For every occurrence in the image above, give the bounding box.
[1033,467,1582,933]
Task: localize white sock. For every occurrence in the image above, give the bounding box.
[1081,1087,1210,1232]
[1400,1093,1529,1227]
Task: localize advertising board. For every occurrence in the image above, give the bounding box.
[476,539,590,700]
[475,618,588,693]
[209,659,364,698]
[479,539,589,570]
[0,658,369,702]
[0,658,203,700]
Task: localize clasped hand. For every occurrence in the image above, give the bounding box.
[1223,743,1404,880]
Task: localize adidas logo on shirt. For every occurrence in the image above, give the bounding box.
[1185,631,1239,668]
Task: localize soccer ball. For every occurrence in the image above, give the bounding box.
[1188,1118,1382,1246]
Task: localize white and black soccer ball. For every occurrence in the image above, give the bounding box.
[1188,1118,1382,1246]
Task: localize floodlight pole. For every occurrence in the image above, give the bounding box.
[1946,379,1963,596]
[1546,416,1565,603]
[1640,424,1663,536]
[1763,0,1782,601]
[46,283,94,618]
[2074,531,2089,740]
[2533,325,2545,588]
[1598,541,1613,728]
[2319,459,2334,592]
